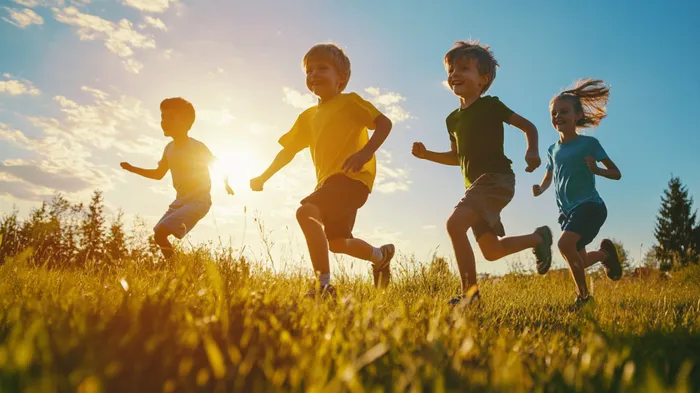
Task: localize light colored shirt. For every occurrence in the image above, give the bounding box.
[159,137,214,206]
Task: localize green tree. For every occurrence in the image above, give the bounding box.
[79,190,106,262]
[106,210,128,261]
[654,176,698,270]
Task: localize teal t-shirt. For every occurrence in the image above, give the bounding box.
[546,135,608,214]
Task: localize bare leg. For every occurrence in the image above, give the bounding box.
[558,231,589,297]
[477,232,542,261]
[446,207,480,293]
[296,203,330,277]
[328,238,374,261]
[154,229,174,259]
[580,249,607,269]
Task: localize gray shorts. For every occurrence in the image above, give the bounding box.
[154,199,211,239]
[456,173,515,239]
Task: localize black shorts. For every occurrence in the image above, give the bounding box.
[300,174,369,241]
[559,201,607,251]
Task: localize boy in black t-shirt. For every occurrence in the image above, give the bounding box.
[412,40,554,305]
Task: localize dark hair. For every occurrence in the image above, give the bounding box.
[552,79,610,128]
[444,40,498,94]
[160,97,195,130]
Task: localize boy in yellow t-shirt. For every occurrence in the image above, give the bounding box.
[250,43,394,297]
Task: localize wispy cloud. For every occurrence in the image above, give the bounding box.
[363,87,412,123]
[52,6,156,72]
[3,7,44,28]
[282,87,315,110]
[375,150,411,194]
[143,15,166,31]
[0,73,40,95]
[122,0,175,13]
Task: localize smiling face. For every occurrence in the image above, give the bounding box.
[446,57,490,100]
[550,97,582,136]
[304,58,345,102]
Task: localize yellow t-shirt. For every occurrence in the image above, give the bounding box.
[279,92,382,192]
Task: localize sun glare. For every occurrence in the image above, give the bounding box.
[212,148,262,191]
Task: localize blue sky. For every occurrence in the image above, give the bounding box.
[1,0,698,275]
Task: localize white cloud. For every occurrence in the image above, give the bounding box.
[3,7,44,28]
[52,7,156,72]
[442,80,451,91]
[363,87,412,123]
[143,15,166,31]
[374,150,411,194]
[122,58,144,74]
[198,108,235,127]
[0,74,40,95]
[282,87,315,109]
[122,0,174,13]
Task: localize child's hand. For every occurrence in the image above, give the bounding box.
[225,182,235,196]
[532,184,543,197]
[524,150,541,173]
[585,156,599,174]
[342,149,372,173]
[412,142,427,159]
[250,176,265,192]
[120,162,134,172]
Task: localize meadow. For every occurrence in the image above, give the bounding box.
[0,248,699,393]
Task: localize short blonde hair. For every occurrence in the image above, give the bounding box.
[444,40,499,94]
[302,43,351,92]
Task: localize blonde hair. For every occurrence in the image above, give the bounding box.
[444,40,499,94]
[552,79,611,128]
[302,43,352,92]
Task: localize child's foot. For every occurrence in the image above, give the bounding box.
[599,239,622,281]
[533,226,553,274]
[448,286,480,306]
[569,294,593,312]
[373,244,395,288]
[304,284,337,300]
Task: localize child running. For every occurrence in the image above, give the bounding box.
[533,79,622,307]
[412,40,553,305]
[120,97,234,260]
[250,43,395,298]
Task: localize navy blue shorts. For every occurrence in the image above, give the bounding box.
[558,202,607,250]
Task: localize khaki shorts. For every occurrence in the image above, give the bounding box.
[456,173,515,239]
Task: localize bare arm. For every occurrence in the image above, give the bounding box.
[342,114,393,172]
[532,169,553,196]
[412,141,460,166]
[587,157,622,180]
[507,112,540,172]
[120,161,168,180]
[250,147,299,191]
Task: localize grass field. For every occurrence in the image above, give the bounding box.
[1,250,699,393]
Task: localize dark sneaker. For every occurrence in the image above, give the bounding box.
[569,294,593,312]
[304,284,337,300]
[600,239,622,281]
[373,244,395,288]
[533,226,553,275]
[449,286,481,306]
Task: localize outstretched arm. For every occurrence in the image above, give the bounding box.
[532,169,553,196]
[586,157,622,180]
[412,141,460,166]
[120,160,168,180]
[342,114,393,172]
[508,112,540,172]
[250,147,299,191]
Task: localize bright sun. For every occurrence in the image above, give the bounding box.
[212,148,262,191]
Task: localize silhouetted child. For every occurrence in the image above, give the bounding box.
[120,97,233,259]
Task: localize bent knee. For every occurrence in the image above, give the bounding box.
[557,236,578,252]
[296,203,319,222]
[446,208,477,235]
[328,239,347,253]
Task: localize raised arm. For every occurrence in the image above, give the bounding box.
[342,114,393,173]
[412,140,460,166]
[507,112,540,172]
[586,157,622,180]
[250,146,300,191]
[120,160,168,180]
[532,169,553,197]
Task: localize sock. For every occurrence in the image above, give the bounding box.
[369,247,383,264]
[319,273,330,287]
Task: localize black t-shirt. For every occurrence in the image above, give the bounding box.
[446,96,514,187]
